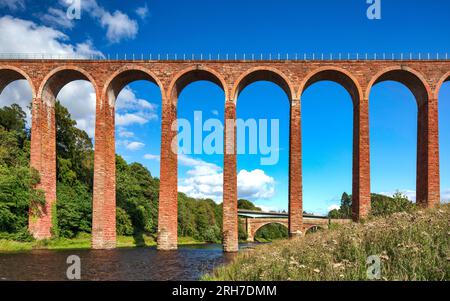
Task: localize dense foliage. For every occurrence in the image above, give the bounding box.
[0,102,273,243]
[0,104,43,241]
[328,191,415,219]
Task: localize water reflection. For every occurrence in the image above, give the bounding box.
[0,244,250,281]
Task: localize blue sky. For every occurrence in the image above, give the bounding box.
[0,0,450,214]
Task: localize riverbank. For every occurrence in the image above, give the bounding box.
[0,233,204,252]
[204,204,450,281]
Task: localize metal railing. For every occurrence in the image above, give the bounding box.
[0,52,449,61]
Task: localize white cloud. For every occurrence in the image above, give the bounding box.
[126,141,145,151]
[116,113,148,126]
[115,87,158,127]
[327,204,340,212]
[237,169,275,200]
[0,0,25,10]
[100,10,138,43]
[117,127,134,138]
[52,0,138,43]
[57,81,96,138]
[0,16,101,136]
[135,4,149,20]
[41,7,75,29]
[177,155,276,203]
[144,154,160,161]
[0,16,102,57]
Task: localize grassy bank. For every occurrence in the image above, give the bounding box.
[0,233,205,252]
[204,204,450,281]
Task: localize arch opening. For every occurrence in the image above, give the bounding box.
[369,80,417,205]
[171,69,226,102]
[253,222,288,242]
[0,68,34,235]
[302,78,354,218]
[103,69,163,245]
[176,79,225,243]
[438,80,450,204]
[300,69,361,104]
[236,81,290,229]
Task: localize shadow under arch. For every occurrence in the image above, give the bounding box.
[231,67,294,103]
[366,67,438,207]
[0,66,36,98]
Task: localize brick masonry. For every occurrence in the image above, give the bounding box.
[243,217,332,242]
[0,60,448,250]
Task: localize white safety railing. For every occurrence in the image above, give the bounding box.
[0,53,448,61]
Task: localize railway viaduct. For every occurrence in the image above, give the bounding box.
[0,58,448,252]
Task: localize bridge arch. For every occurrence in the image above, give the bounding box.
[38,66,98,105]
[366,66,439,207]
[298,67,367,221]
[231,67,295,102]
[158,66,228,251]
[298,66,363,103]
[168,66,228,104]
[103,66,165,106]
[247,220,289,242]
[0,66,36,98]
[435,72,450,99]
[365,66,431,105]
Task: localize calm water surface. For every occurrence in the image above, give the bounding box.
[0,244,256,281]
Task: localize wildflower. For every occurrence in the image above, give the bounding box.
[313,269,320,273]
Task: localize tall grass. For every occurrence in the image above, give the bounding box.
[204,204,450,281]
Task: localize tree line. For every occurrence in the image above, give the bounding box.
[0,102,284,243]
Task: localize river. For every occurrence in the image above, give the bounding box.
[0,243,257,281]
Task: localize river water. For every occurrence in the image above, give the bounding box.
[0,244,254,281]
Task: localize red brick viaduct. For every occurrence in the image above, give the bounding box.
[0,59,448,252]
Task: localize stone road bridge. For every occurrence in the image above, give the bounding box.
[238,210,351,242]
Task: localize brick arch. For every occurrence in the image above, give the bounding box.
[366,66,439,207]
[297,66,363,104]
[250,221,288,240]
[102,65,165,107]
[435,71,450,99]
[231,67,295,103]
[168,66,228,104]
[0,66,36,98]
[365,66,432,105]
[38,66,98,106]
[304,225,326,234]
